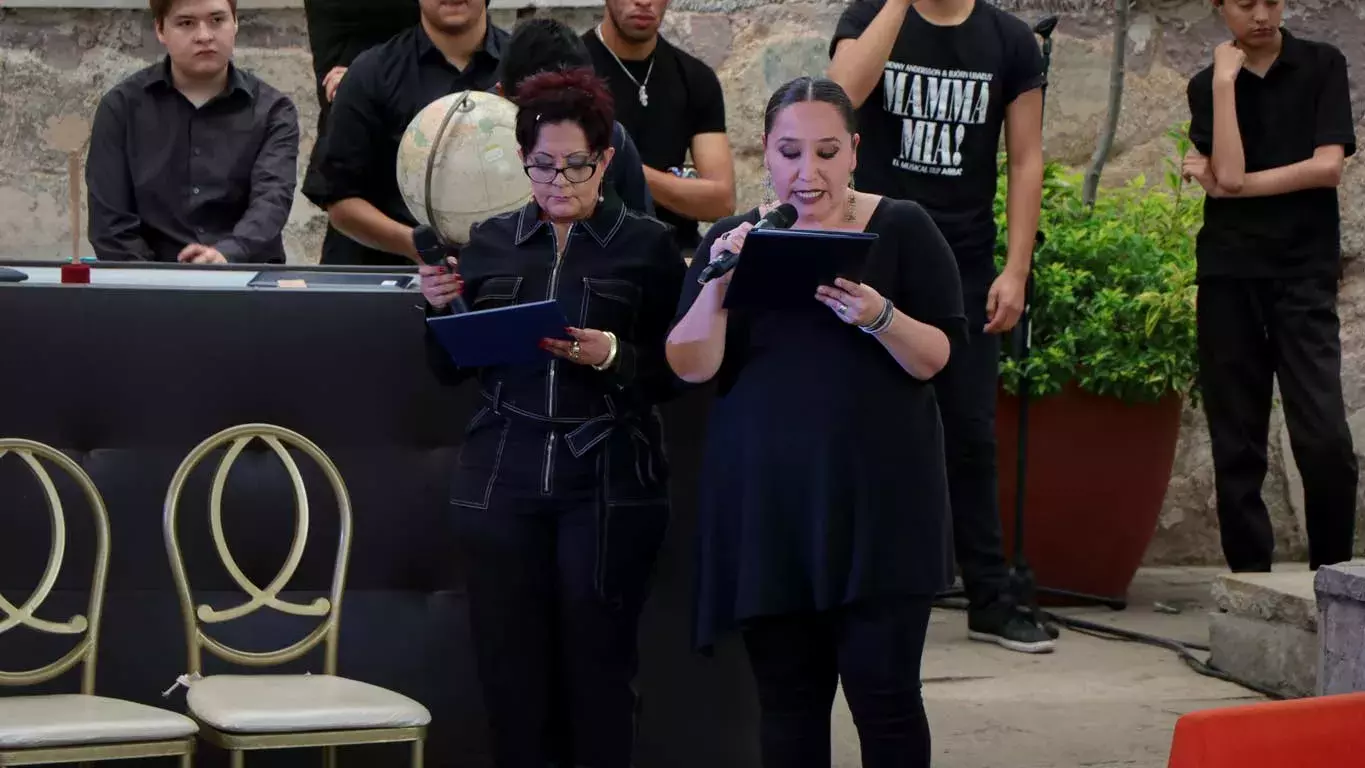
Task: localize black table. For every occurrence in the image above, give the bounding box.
[0,262,759,767]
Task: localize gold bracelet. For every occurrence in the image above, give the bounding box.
[593,331,620,371]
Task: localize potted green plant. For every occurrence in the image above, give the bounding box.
[991,125,1202,601]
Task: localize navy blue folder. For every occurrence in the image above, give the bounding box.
[425,300,572,367]
[722,228,878,312]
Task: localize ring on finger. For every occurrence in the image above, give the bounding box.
[836,302,848,316]
[570,341,582,361]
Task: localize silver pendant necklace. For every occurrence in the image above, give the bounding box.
[595,24,654,107]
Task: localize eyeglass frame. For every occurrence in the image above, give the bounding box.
[522,155,602,185]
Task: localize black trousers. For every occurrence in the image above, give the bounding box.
[932,309,1010,608]
[1197,276,1358,571]
[450,487,668,768]
[740,597,935,768]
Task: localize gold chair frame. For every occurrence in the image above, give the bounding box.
[0,439,195,767]
[162,424,425,768]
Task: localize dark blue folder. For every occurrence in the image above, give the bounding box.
[425,300,572,367]
[722,228,878,312]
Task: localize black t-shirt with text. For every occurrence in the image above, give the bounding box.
[1187,29,1357,280]
[585,31,727,253]
[831,0,1045,290]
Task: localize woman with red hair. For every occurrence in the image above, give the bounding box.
[419,67,686,768]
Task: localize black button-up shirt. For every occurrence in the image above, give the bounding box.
[85,58,300,263]
[1188,29,1358,279]
[302,22,508,266]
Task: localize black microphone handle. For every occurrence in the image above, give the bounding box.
[697,214,789,285]
[698,252,740,285]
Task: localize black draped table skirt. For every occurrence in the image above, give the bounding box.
[0,263,758,768]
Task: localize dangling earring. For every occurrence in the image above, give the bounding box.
[845,178,857,223]
[762,172,776,205]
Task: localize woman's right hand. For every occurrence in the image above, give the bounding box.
[420,256,463,309]
[707,221,755,287]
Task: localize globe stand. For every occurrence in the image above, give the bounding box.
[423,90,477,233]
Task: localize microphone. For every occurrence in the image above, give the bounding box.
[698,203,797,285]
[413,225,468,314]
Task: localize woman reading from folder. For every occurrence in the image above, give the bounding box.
[666,76,966,768]
[418,67,685,768]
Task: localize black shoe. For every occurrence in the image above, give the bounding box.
[967,602,1056,654]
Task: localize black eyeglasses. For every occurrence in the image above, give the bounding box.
[524,159,599,185]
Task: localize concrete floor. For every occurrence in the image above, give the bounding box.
[831,567,1266,768]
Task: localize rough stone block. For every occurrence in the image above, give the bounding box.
[1316,561,1365,696]
[1211,571,1319,633]
[1209,612,1318,699]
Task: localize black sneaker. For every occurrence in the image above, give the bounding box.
[967,602,1056,654]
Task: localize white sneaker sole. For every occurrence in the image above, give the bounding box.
[968,630,1057,654]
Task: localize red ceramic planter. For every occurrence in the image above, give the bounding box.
[994,382,1183,604]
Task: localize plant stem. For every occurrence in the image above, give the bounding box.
[1083,0,1129,208]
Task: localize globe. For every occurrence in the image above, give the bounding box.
[396,90,532,245]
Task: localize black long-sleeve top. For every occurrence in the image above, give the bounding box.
[85,58,299,263]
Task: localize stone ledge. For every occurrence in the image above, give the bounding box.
[1317,561,1365,695]
[1211,571,1319,633]
[1209,612,1318,699]
[1316,560,1365,602]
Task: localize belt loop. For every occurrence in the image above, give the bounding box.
[491,382,504,414]
[603,393,617,418]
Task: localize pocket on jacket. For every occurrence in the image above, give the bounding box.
[578,277,641,333]
[471,275,524,311]
[449,409,511,509]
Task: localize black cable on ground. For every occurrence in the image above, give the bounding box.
[931,599,1287,701]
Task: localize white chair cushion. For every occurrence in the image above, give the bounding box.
[185,674,431,734]
[0,694,197,749]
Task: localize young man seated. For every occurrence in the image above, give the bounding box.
[86,0,299,264]
[497,17,654,217]
[1182,0,1358,572]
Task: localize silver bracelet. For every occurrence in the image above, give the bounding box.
[860,298,895,335]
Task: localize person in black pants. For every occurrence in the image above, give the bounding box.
[667,77,965,768]
[1183,0,1358,571]
[419,68,685,768]
[827,0,1054,654]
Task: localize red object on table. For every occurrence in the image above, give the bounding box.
[60,257,94,284]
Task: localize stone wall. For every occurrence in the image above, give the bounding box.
[2,0,1364,565]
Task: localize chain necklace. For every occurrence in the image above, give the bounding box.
[594,24,655,107]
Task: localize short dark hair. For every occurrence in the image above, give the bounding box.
[763,76,858,136]
[501,18,594,97]
[514,67,616,155]
[150,0,237,26]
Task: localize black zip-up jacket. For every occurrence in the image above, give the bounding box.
[425,197,686,504]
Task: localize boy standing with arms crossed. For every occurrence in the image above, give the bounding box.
[1183,0,1359,572]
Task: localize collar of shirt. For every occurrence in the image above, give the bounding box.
[144,55,254,100]
[1252,28,1307,80]
[413,20,506,70]
[514,196,628,247]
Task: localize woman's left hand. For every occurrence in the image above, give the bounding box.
[542,327,613,366]
[816,278,884,327]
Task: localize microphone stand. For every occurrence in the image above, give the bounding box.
[1013,16,1126,630]
[936,15,1126,636]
